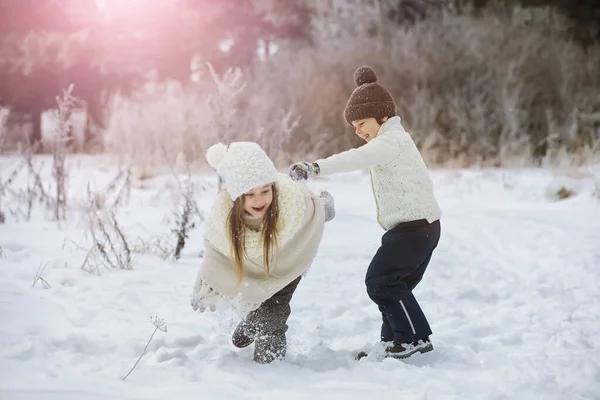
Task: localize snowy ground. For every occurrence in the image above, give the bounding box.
[1,155,599,400]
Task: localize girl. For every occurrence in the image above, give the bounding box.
[289,66,442,360]
[191,141,335,364]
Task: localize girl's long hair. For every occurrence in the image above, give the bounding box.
[227,184,279,283]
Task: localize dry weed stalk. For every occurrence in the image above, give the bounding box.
[2,85,78,223]
[78,185,135,274]
[51,84,78,223]
[132,236,173,260]
[122,316,168,381]
[159,144,204,260]
[0,158,26,223]
[172,178,196,260]
[32,262,51,289]
[86,167,132,211]
[2,145,51,221]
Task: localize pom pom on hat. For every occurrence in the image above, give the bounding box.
[353,66,378,86]
[206,143,228,170]
[205,141,279,201]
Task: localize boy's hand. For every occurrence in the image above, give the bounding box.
[289,162,320,181]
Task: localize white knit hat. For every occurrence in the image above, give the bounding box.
[206,142,279,201]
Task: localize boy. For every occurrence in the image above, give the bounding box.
[289,66,441,359]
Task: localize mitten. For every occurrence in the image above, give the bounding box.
[320,190,336,222]
[288,161,320,181]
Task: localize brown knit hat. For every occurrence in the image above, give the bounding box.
[343,66,397,125]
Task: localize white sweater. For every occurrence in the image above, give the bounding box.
[316,117,441,230]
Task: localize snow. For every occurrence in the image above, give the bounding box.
[1,155,599,400]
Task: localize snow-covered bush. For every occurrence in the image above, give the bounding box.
[251,3,600,166]
[103,79,211,176]
[100,3,600,168]
[102,64,303,172]
[280,3,600,166]
[103,67,256,174]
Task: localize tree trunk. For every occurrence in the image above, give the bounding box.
[84,95,104,149]
[29,107,42,149]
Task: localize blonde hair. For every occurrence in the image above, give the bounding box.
[227,184,280,283]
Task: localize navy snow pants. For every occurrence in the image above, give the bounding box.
[365,218,441,344]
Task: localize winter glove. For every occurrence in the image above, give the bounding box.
[288,161,320,181]
[319,190,336,222]
[191,280,221,313]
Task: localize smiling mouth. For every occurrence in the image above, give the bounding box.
[252,205,266,213]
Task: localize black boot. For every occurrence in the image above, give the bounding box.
[253,333,286,364]
[232,321,255,348]
[385,337,433,359]
[356,337,433,361]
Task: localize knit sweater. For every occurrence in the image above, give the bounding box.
[316,116,441,230]
[192,174,330,317]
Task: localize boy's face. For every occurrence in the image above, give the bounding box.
[242,184,274,218]
[351,117,387,142]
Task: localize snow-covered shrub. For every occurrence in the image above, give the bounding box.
[103,66,252,174]
[99,3,600,168]
[244,2,600,167]
[102,64,302,171]
[103,79,210,175]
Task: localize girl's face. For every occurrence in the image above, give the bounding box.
[352,117,387,142]
[243,184,274,218]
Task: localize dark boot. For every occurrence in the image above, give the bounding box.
[232,277,301,364]
[385,337,433,359]
[254,333,287,364]
[232,320,255,348]
[356,337,433,361]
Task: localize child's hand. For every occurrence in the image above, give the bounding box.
[191,297,217,313]
[191,280,220,313]
[289,162,320,181]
